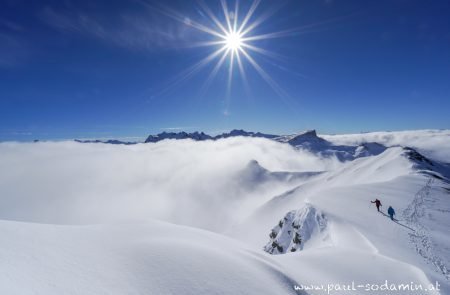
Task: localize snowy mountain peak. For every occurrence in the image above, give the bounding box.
[354,142,387,158]
[230,129,250,136]
[301,129,317,137]
[287,130,329,146]
[238,159,324,188]
[246,159,266,171]
[238,160,270,184]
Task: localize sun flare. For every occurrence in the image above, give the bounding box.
[147,0,302,104]
[224,31,243,51]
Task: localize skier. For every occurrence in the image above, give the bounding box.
[387,206,395,221]
[371,199,382,212]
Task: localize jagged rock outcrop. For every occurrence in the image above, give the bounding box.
[402,147,449,180]
[214,129,278,139]
[144,129,277,143]
[145,131,212,143]
[286,130,330,147]
[264,205,327,255]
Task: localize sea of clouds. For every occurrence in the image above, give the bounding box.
[0,137,339,232]
[322,129,450,163]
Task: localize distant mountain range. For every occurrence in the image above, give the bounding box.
[144,129,278,143]
[75,129,389,162]
[75,129,279,145]
[74,139,136,145]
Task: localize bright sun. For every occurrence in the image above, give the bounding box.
[149,0,297,104]
[225,31,243,51]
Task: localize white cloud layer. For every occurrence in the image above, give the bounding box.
[321,130,450,163]
[0,138,337,231]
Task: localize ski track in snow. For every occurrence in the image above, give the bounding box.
[403,177,450,280]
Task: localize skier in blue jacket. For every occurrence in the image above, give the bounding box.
[387,206,395,221]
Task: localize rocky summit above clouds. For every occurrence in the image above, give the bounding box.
[75,129,390,162]
[145,129,278,143]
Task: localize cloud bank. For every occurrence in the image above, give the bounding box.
[0,138,337,231]
[321,130,450,163]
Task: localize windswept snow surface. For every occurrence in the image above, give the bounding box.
[0,220,299,295]
[0,130,449,294]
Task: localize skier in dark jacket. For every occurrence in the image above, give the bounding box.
[387,206,395,221]
[371,199,382,212]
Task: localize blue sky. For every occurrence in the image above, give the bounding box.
[0,0,449,141]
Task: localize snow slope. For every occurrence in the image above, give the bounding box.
[0,130,449,294]
[0,219,301,295]
[232,145,450,293]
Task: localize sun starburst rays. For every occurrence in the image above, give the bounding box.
[189,0,291,103]
[144,0,303,109]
